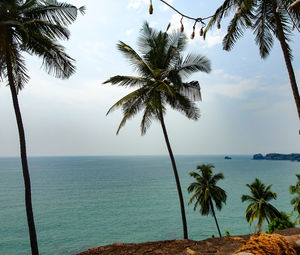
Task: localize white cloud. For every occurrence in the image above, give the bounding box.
[203,70,259,100]
[128,0,148,9]
[208,79,257,99]
[126,29,134,36]
[78,42,106,63]
[202,29,224,48]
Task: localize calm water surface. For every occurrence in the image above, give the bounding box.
[0,155,299,254]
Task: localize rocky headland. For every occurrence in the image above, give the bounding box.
[253,153,300,162]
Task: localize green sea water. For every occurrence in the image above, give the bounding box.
[0,155,299,254]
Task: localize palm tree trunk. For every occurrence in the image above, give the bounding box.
[271,0,300,131]
[209,198,222,238]
[5,50,39,255]
[158,110,188,239]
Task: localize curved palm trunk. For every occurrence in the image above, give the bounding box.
[158,110,188,239]
[5,50,39,255]
[209,198,222,238]
[271,0,300,130]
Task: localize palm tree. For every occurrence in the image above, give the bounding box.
[187,164,227,238]
[103,22,211,239]
[204,0,300,126]
[289,174,300,222]
[241,178,280,232]
[0,1,84,254]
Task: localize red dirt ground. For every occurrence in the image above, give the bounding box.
[78,228,300,255]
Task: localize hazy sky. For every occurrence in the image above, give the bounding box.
[1,0,299,157]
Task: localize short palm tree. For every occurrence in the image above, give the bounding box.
[0,1,84,254]
[241,178,280,232]
[104,22,211,239]
[204,0,300,124]
[289,174,300,222]
[187,164,227,238]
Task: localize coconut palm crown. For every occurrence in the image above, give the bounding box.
[241,178,281,232]
[204,0,300,125]
[104,22,211,239]
[0,1,85,254]
[187,164,227,237]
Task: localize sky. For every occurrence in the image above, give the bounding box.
[0,0,300,157]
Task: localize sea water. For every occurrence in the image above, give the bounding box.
[0,155,299,255]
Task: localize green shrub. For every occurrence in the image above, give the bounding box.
[225,230,230,237]
[266,212,295,233]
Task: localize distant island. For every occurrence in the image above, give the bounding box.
[253,153,300,162]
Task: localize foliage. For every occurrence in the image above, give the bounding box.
[266,213,295,234]
[187,164,227,237]
[104,22,211,135]
[0,0,85,88]
[289,174,300,223]
[241,178,280,232]
[204,0,299,59]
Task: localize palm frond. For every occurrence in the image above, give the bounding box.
[103,75,148,88]
[24,19,70,40]
[26,0,85,26]
[179,81,201,101]
[204,0,238,38]
[178,54,211,79]
[140,105,156,135]
[106,87,146,115]
[137,21,157,55]
[252,0,274,58]
[165,92,200,120]
[275,8,294,61]
[25,34,75,79]
[223,10,252,51]
[117,41,153,78]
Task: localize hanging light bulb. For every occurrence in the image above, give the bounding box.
[199,27,203,36]
[149,0,153,14]
[191,31,195,39]
[180,17,184,32]
[181,24,184,33]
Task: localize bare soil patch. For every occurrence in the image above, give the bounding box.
[78,228,300,255]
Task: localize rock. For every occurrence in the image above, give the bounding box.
[265,153,300,161]
[225,156,232,159]
[253,154,264,160]
[253,153,300,161]
[186,247,196,254]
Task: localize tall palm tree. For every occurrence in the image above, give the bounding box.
[204,0,300,126]
[187,164,227,238]
[289,174,300,222]
[241,178,280,232]
[0,1,84,254]
[103,22,211,239]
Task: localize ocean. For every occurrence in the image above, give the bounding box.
[0,155,299,255]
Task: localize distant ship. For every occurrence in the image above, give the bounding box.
[224,156,232,159]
